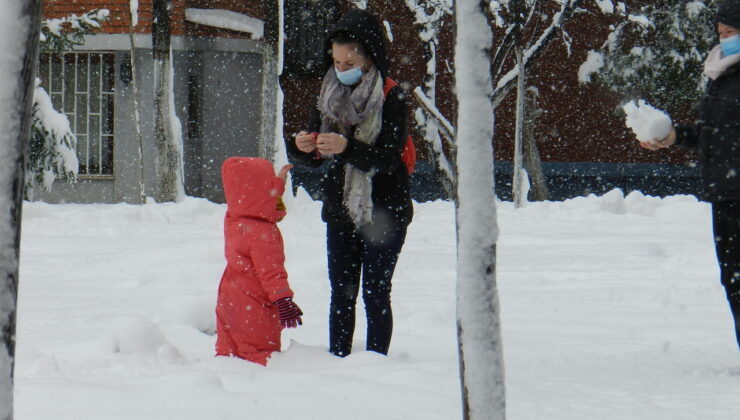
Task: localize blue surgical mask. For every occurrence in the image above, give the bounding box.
[720,34,740,57]
[335,66,363,85]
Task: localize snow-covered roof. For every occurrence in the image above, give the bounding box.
[184,8,264,40]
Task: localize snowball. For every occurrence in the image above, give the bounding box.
[622,100,672,144]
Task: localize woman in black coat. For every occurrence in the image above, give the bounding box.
[642,0,740,350]
[286,9,412,357]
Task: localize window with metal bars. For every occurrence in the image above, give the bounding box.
[38,52,115,176]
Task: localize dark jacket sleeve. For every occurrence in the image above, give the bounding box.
[286,108,323,168]
[336,86,407,175]
[674,124,700,152]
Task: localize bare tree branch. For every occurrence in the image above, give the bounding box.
[491,0,583,108]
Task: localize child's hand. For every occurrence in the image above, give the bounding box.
[274,297,303,329]
[277,164,294,183]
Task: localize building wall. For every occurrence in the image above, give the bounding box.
[36,1,277,203]
[43,0,264,37]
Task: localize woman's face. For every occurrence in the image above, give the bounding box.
[332,42,369,73]
[718,22,740,40]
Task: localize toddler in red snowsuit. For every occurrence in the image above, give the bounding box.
[215,157,303,366]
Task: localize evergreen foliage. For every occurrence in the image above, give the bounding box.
[28,9,108,194]
[591,0,719,115]
[40,9,109,53]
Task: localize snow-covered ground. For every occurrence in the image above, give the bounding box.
[14,189,739,419]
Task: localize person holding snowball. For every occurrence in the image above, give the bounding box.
[215,157,303,366]
[639,0,740,350]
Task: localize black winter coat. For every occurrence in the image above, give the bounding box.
[287,9,413,231]
[676,62,740,202]
[287,87,413,231]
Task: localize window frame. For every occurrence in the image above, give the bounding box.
[38,51,116,179]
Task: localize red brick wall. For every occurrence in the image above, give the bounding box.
[43,0,265,37]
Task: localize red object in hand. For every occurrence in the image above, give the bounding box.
[311,132,321,158]
[274,297,303,328]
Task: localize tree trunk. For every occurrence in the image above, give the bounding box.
[128,9,146,203]
[453,1,506,419]
[1,2,41,419]
[512,46,526,208]
[522,88,548,201]
[153,0,182,202]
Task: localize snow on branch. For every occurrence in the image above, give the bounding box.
[184,8,264,39]
[41,9,109,51]
[490,0,583,107]
[413,86,456,140]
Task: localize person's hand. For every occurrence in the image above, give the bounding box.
[295,131,318,153]
[274,297,303,329]
[317,133,348,155]
[639,127,676,151]
[277,164,293,183]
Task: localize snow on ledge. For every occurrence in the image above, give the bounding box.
[184,8,264,40]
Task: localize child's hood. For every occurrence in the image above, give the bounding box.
[221,157,286,222]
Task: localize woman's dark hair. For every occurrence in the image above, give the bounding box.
[330,31,368,58]
[323,9,390,79]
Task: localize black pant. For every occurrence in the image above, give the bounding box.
[326,223,406,357]
[711,200,740,349]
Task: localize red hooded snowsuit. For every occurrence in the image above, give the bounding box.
[215,157,293,365]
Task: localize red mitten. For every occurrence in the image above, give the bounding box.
[274,297,303,328]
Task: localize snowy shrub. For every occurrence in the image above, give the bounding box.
[40,9,109,53]
[587,0,719,116]
[28,79,78,194]
[26,9,109,195]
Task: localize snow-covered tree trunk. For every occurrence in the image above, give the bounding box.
[153,0,183,202]
[1,2,41,419]
[454,1,505,419]
[512,46,526,208]
[128,4,145,203]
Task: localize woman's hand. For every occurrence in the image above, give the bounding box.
[639,127,676,151]
[316,133,348,155]
[295,131,318,153]
[277,164,293,183]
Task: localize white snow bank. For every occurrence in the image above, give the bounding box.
[13,192,739,420]
[104,316,169,354]
[185,8,264,40]
[622,99,672,144]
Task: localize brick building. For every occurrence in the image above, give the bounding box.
[39,0,281,203]
[38,1,700,203]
